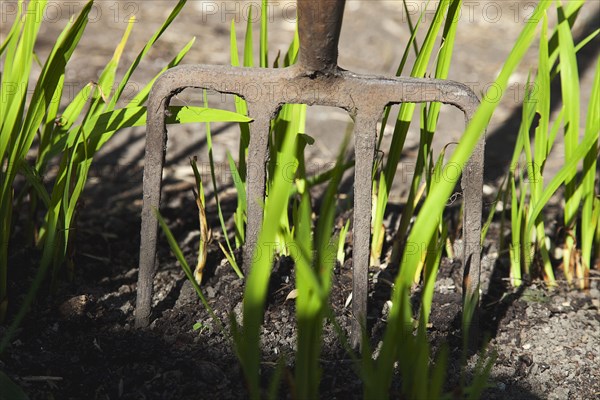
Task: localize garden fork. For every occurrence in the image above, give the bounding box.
[135,0,485,349]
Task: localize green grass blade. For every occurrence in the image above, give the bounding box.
[573,28,600,56]
[0,0,47,163]
[94,14,136,113]
[375,0,427,151]
[129,38,196,107]
[230,18,250,247]
[260,0,268,67]
[292,132,349,399]
[0,1,23,57]
[266,357,285,400]
[547,0,584,69]
[518,71,538,274]
[580,56,600,270]
[403,0,422,56]
[557,1,581,228]
[372,0,450,263]
[0,369,30,399]
[1,0,89,310]
[154,209,222,328]
[396,0,462,260]
[481,177,506,244]
[533,13,550,188]
[509,176,522,285]
[316,131,349,289]
[379,0,553,387]
[393,0,553,283]
[96,38,196,151]
[291,185,320,399]
[268,103,306,255]
[530,12,556,284]
[15,1,91,161]
[227,151,247,245]
[236,125,299,400]
[230,19,240,67]
[244,5,254,67]
[37,70,66,168]
[525,124,599,245]
[17,160,51,208]
[337,219,350,264]
[283,26,300,66]
[108,0,188,110]
[201,93,242,276]
[51,82,95,138]
[429,346,449,399]
[420,229,444,328]
[0,1,24,124]
[47,106,250,157]
[1,0,193,349]
[546,108,564,156]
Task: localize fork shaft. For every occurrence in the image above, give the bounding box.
[297,0,345,74]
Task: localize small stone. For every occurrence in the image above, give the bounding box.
[119,301,133,314]
[542,325,550,333]
[519,354,533,366]
[233,301,243,326]
[176,280,197,305]
[163,333,176,344]
[206,286,216,298]
[118,284,132,294]
[550,387,570,399]
[530,363,539,376]
[59,295,90,319]
[539,371,551,384]
[539,307,551,318]
[525,307,535,318]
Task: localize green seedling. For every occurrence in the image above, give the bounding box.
[193,321,207,334]
[154,209,222,331]
[0,0,250,352]
[337,219,351,265]
[190,157,211,284]
[230,111,300,400]
[503,1,598,288]
[361,1,554,398]
[373,0,460,277]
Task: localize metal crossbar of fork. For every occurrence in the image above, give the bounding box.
[135,0,484,348]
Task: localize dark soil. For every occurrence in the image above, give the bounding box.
[2,165,599,399]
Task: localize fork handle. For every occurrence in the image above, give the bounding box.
[297,0,345,73]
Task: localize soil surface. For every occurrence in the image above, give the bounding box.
[3,195,600,399]
[1,1,599,399]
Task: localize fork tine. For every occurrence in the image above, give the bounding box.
[136,78,170,328]
[351,113,379,349]
[244,113,273,271]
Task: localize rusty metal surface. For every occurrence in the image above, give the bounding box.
[135,0,484,349]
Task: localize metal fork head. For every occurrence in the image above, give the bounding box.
[136,0,484,350]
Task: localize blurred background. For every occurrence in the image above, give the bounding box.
[1,0,598,206]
